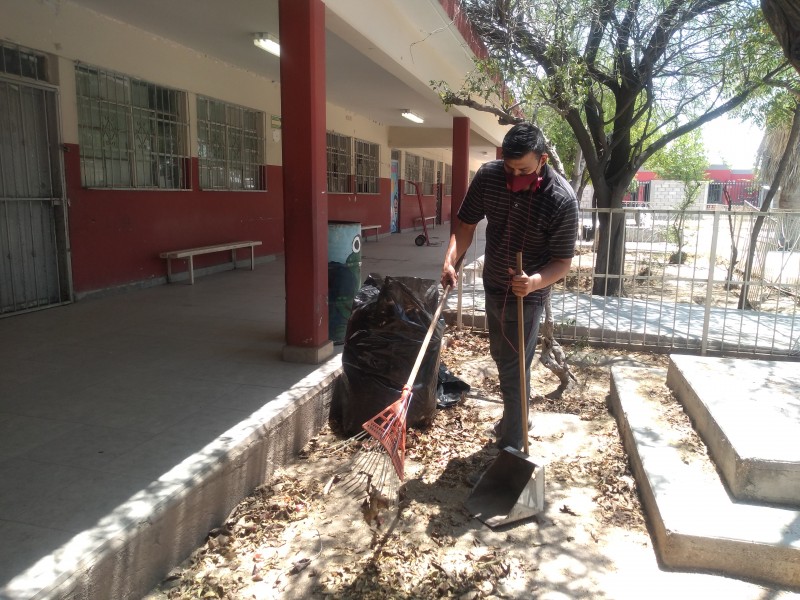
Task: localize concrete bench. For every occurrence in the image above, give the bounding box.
[414,216,436,230]
[160,241,262,285]
[361,224,381,241]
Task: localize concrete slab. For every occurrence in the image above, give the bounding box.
[667,355,800,507]
[610,366,800,590]
[0,357,340,600]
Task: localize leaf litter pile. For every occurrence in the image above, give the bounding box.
[147,329,702,600]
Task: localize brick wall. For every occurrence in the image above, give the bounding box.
[578,181,709,210]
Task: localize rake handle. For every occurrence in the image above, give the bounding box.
[517,252,529,454]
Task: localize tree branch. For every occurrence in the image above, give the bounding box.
[440,92,523,125]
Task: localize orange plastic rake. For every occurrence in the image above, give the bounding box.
[325,284,452,500]
[361,284,451,478]
[361,384,413,480]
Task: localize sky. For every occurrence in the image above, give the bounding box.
[701,115,764,170]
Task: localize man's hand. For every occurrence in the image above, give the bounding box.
[507,257,571,297]
[508,267,543,297]
[441,263,458,289]
[441,217,477,290]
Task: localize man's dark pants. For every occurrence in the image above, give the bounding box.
[485,293,543,450]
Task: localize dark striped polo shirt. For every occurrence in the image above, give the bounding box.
[457,160,578,305]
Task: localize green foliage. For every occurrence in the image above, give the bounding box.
[646,129,707,260]
[534,105,580,176]
[439,0,792,294]
[646,129,709,196]
[450,0,790,208]
[726,7,800,129]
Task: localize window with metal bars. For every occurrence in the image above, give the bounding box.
[422,158,435,195]
[327,132,352,193]
[0,42,48,82]
[444,163,452,195]
[354,138,379,194]
[404,153,420,194]
[75,65,189,189]
[197,97,265,190]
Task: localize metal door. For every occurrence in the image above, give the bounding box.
[0,78,71,315]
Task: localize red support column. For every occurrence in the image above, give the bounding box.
[450,117,471,229]
[280,0,333,363]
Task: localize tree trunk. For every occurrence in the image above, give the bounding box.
[570,146,585,194]
[591,211,627,296]
[761,0,800,75]
[723,186,740,290]
[739,101,800,309]
[539,297,577,395]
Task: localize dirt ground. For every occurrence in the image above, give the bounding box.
[570,241,800,315]
[144,330,799,600]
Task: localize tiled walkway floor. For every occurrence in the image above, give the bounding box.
[0,224,464,597]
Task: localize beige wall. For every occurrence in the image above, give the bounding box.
[0,0,484,173]
[0,0,274,165]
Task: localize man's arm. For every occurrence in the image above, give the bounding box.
[509,257,572,297]
[441,216,478,288]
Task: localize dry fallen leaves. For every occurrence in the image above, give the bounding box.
[153,329,680,599]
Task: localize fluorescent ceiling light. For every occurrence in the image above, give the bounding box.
[254,33,280,57]
[401,110,424,124]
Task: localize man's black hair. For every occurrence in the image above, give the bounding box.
[501,122,547,158]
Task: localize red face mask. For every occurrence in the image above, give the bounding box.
[505,171,542,193]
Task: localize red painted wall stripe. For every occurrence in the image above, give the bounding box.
[64,144,284,293]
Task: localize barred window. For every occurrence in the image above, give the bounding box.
[327,132,352,193]
[444,163,452,195]
[76,65,189,189]
[0,42,48,82]
[422,158,435,195]
[197,97,265,190]
[355,139,379,194]
[404,153,420,194]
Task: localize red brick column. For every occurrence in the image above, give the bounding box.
[450,117,471,230]
[280,0,333,363]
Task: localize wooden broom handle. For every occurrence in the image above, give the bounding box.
[517,252,529,454]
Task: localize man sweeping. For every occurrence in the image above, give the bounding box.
[440,122,579,454]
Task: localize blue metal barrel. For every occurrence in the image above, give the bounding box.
[328,221,362,343]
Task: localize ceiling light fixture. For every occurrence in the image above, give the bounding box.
[401,110,424,124]
[253,33,280,57]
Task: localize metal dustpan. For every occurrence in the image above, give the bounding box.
[464,252,545,528]
[464,446,544,528]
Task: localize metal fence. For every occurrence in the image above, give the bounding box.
[706,180,764,208]
[451,208,800,358]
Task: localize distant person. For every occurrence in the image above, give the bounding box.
[441,122,578,452]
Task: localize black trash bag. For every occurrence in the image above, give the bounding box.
[436,363,471,409]
[333,274,443,437]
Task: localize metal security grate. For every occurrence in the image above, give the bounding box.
[444,163,452,196]
[326,131,351,193]
[1,78,71,314]
[404,152,420,195]
[75,65,189,189]
[197,97,265,190]
[422,158,435,195]
[0,43,48,82]
[354,138,379,194]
